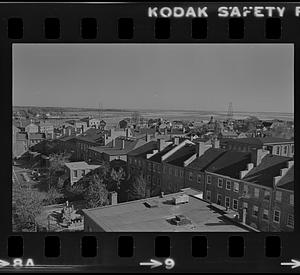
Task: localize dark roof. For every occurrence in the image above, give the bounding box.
[277,166,294,191]
[149,144,177,163]
[243,155,292,188]
[58,135,77,142]
[186,148,227,171]
[76,128,106,144]
[127,141,158,158]
[206,151,252,179]
[225,137,294,146]
[90,137,146,156]
[165,144,196,167]
[132,128,156,136]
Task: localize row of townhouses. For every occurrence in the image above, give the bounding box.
[126,137,294,232]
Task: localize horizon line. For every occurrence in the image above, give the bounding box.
[13,105,294,115]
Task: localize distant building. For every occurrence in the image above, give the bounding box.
[87,136,147,163]
[39,122,54,135]
[220,137,294,157]
[64,161,100,186]
[25,123,39,134]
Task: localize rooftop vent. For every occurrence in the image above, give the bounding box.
[144,200,159,208]
[169,214,192,226]
[173,194,189,205]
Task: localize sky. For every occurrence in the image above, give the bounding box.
[13,43,294,113]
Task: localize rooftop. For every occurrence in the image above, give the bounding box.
[224,137,294,146]
[83,188,248,232]
[65,161,100,170]
[127,141,158,158]
[186,148,227,171]
[165,144,196,167]
[149,143,177,163]
[89,137,146,156]
[243,155,293,189]
[277,165,294,191]
[206,151,252,179]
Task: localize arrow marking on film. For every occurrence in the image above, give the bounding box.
[281,259,300,269]
[0,260,10,268]
[139,259,162,269]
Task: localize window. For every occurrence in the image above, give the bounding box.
[252,205,259,217]
[276,146,280,155]
[287,214,294,228]
[291,144,294,154]
[138,160,141,167]
[243,184,248,195]
[157,165,160,173]
[243,202,248,209]
[74,170,78,178]
[163,166,167,174]
[169,167,172,175]
[147,175,151,182]
[264,190,271,201]
[189,172,193,181]
[275,191,282,202]
[226,180,231,190]
[82,170,85,176]
[225,197,230,208]
[174,168,178,176]
[207,175,211,184]
[232,199,238,210]
[197,174,201,183]
[148,163,151,171]
[290,194,294,205]
[206,191,211,201]
[217,194,222,205]
[283,146,288,155]
[263,209,269,220]
[218,178,223,188]
[180,170,184,177]
[273,210,280,223]
[153,164,156,172]
[254,188,259,198]
[233,182,239,192]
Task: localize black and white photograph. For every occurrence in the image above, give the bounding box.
[12,43,294,232]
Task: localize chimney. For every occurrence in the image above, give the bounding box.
[125,128,130,138]
[146,134,151,142]
[196,142,206,157]
[109,191,118,205]
[173,137,180,145]
[251,149,269,166]
[158,138,167,152]
[212,138,220,149]
[112,138,116,148]
[121,139,125,150]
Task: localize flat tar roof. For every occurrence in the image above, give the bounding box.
[65,161,100,170]
[83,188,248,232]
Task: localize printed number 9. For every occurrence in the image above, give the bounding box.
[165,258,175,269]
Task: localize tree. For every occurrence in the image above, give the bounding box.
[127,169,147,201]
[119,119,128,129]
[84,174,109,208]
[13,187,44,232]
[108,167,126,191]
[48,152,70,189]
[44,186,64,205]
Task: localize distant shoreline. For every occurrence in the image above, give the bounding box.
[13,105,294,116]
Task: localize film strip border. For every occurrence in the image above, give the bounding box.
[1,2,299,273]
[3,17,290,40]
[0,3,298,42]
[0,233,299,272]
